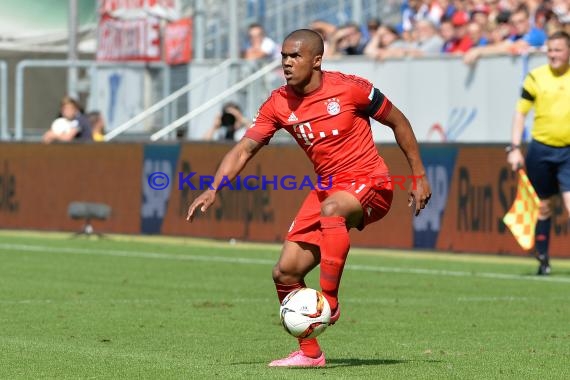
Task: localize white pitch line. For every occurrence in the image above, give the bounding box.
[456,296,528,302]
[345,264,570,283]
[1,243,570,284]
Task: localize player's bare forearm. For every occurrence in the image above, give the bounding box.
[210,137,262,192]
[382,104,431,215]
[187,137,262,222]
[383,105,426,177]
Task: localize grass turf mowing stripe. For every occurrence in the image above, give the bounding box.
[2,242,570,284]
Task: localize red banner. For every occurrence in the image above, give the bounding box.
[97,14,161,61]
[99,0,178,19]
[164,18,192,65]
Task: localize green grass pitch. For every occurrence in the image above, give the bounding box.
[0,230,569,379]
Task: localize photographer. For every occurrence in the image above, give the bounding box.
[204,102,251,141]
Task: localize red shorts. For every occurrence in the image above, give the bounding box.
[286,179,393,246]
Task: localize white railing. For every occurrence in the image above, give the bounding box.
[104,58,236,141]
[150,59,281,141]
[14,60,168,141]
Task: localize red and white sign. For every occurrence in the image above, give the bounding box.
[164,18,192,65]
[99,0,178,19]
[97,14,161,61]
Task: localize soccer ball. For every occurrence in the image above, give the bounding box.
[280,288,331,339]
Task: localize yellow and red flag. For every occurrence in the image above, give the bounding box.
[503,169,540,250]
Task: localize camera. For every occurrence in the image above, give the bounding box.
[221,112,236,127]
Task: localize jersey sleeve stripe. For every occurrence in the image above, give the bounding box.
[521,87,535,101]
[376,99,393,121]
[366,88,385,116]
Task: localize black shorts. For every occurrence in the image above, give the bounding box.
[525,139,570,198]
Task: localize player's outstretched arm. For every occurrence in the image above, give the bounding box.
[382,104,432,216]
[186,137,263,222]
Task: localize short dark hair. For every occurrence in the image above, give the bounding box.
[284,29,324,57]
[221,102,240,127]
[548,31,570,47]
[222,102,240,113]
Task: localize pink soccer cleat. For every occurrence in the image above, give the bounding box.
[268,350,326,367]
[329,303,340,325]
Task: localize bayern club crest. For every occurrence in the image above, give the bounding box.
[325,98,340,115]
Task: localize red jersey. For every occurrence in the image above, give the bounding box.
[245,71,392,180]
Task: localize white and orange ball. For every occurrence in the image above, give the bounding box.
[279,288,331,339]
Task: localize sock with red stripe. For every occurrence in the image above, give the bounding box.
[275,281,305,304]
[319,216,350,312]
[275,281,322,358]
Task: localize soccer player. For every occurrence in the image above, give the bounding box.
[507,31,570,275]
[187,29,432,367]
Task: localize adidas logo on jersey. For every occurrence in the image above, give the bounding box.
[287,112,298,122]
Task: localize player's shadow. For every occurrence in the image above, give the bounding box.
[287,358,442,369]
[232,358,441,367]
[325,358,411,368]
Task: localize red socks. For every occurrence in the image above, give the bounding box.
[298,337,321,358]
[274,215,350,361]
[319,216,350,312]
[275,282,305,304]
[275,281,322,358]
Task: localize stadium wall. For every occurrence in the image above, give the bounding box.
[0,142,568,257]
[187,54,548,142]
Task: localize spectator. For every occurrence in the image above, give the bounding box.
[204,102,250,142]
[450,0,471,28]
[471,4,492,28]
[440,19,457,52]
[464,5,547,65]
[364,24,408,60]
[404,19,445,57]
[401,0,430,32]
[425,0,448,25]
[243,23,279,60]
[42,96,92,143]
[552,0,570,26]
[467,20,490,47]
[508,5,548,48]
[441,12,474,54]
[87,111,105,142]
[329,22,368,56]
[486,10,513,44]
[309,20,338,58]
[532,0,552,30]
[438,0,457,23]
[484,0,504,24]
[365,17,382,40]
